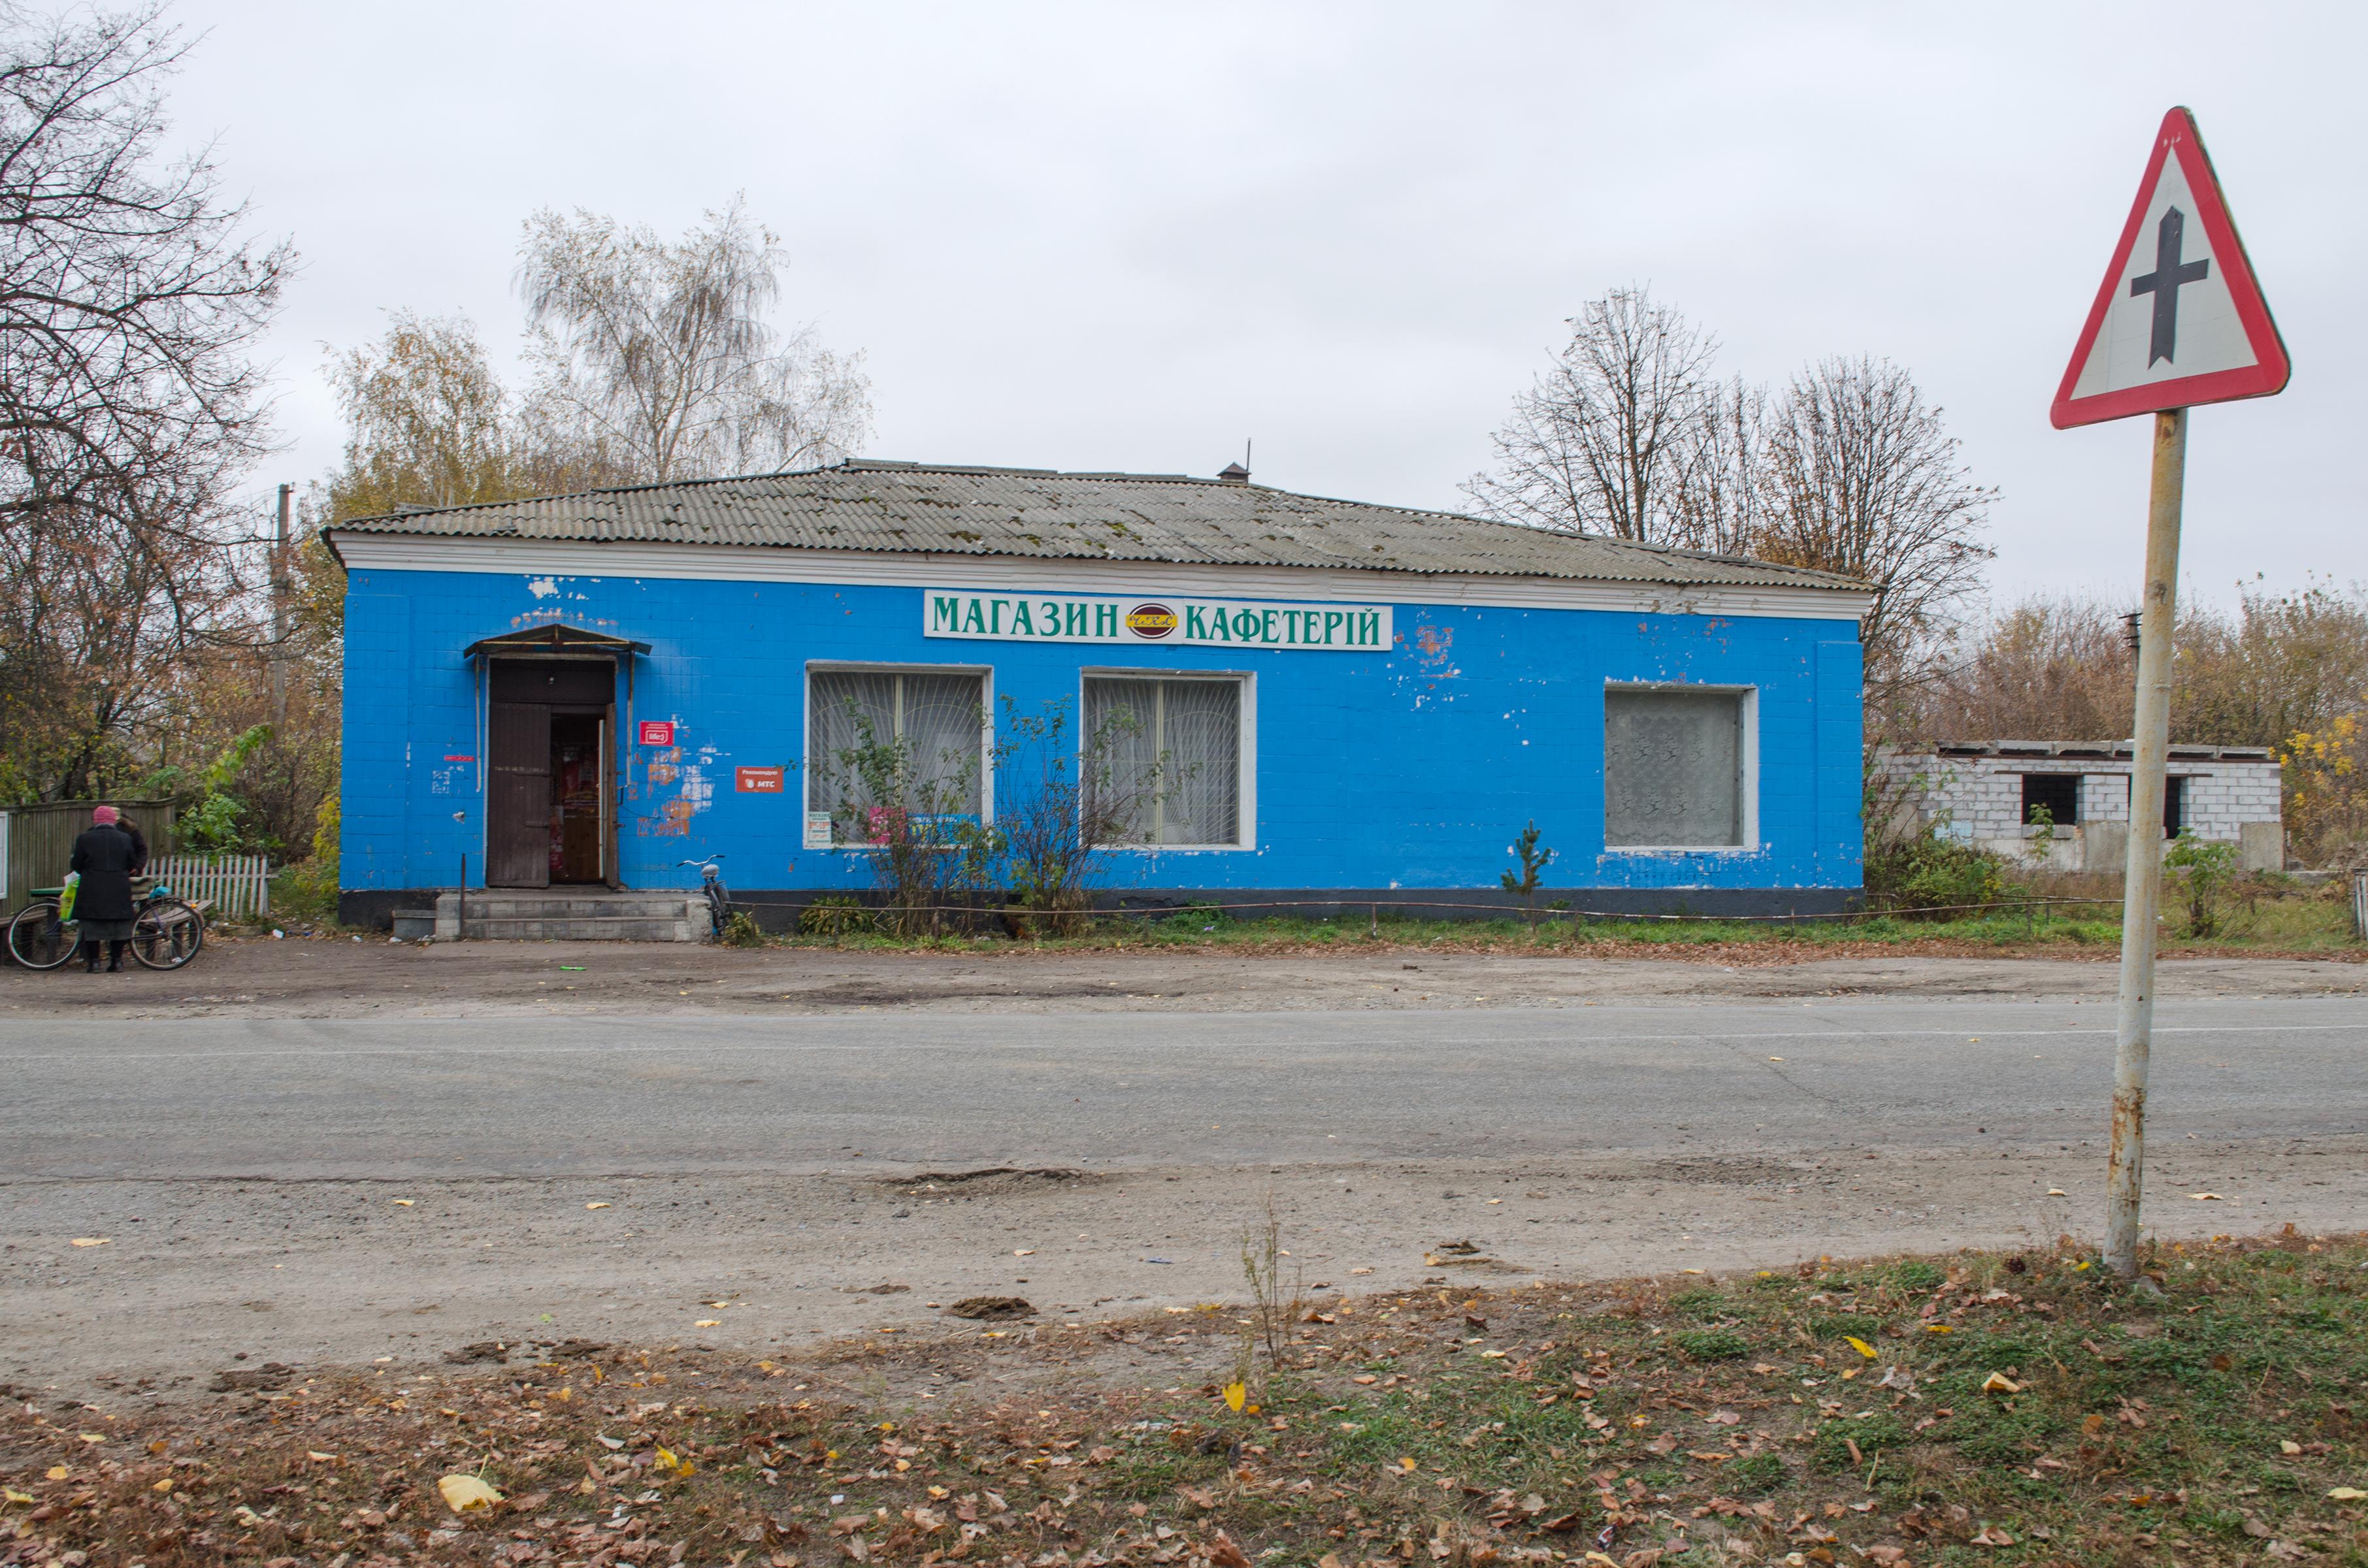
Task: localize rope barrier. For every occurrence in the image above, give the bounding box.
[721,893,2124,925]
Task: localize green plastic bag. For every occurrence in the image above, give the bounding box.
[58,871,78,922]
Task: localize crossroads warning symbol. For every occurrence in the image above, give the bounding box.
[2050,106,2289,429]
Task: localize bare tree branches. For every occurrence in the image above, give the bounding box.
[1668,374,1768,559]
[0,3,286,556]
[1462,286,1720,545]
[0,4,288,802]
[516,197,872,483]
[1469,291,1996,700]
[1754,355,1995,698]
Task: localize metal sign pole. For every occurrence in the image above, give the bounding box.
[2104,406,2187,1279]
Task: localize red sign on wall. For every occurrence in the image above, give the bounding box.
[736,766,786,794]
[638,720,675,746]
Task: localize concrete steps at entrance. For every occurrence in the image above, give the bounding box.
[428,890,704,943]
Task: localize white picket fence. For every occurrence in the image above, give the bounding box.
[150,854,271,919]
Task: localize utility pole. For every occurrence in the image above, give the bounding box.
[269,482,292,733]
[2104,408,2184,1276]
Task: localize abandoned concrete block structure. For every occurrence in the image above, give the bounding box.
[1875,740,2283,874]
[323,460,1877,932]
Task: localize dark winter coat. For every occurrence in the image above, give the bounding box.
[69,825,140,923]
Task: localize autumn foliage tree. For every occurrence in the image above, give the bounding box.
[1903,583,2368,864]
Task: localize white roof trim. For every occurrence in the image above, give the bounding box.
[327,534,1876,623]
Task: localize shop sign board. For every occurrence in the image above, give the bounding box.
[923,589,1390,651]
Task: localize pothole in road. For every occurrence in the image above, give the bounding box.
[881,1168,1107,1196]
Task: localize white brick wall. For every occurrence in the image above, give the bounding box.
[1876,749,2281,848]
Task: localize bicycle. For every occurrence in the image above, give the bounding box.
[676,855,731,941]
[7,881,206,971]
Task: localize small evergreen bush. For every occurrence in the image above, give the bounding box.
[798,894,874,936]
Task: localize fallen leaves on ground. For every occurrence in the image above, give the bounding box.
[436,1473,502,1512]
[3,1233,2365,1568]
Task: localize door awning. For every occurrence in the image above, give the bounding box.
[464,623,650,661]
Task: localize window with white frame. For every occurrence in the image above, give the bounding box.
[1084,675,1245,847]
[1603,687,1749,848]
[806,669,986,840]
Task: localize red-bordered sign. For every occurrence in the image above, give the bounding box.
[638,719,675,746]
[2051,106,2288,429]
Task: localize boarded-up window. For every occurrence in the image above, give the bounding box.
[1085,676,1243,846]
[2020,772,2079,827]
[807,670,985,823]
[1604,689,1745,848]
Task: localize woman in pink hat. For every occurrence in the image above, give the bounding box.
[69,805,140,972]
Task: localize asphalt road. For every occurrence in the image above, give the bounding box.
[4,994,2364,1180]
[7,992,2365,1394]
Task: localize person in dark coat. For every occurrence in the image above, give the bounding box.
[69,805,140,972]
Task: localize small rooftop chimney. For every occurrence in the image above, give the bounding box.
[1217,461,1250,484]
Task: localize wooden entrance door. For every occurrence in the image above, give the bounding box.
[487,700,552,888]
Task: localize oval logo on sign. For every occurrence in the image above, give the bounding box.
[1126,603,1177,639]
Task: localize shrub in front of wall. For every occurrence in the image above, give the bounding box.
[798,895,874,937]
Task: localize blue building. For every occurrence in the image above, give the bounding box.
[324,460,1871,928]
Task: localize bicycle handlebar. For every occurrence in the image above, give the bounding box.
[675,856,725,868]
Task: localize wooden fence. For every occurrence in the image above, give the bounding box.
[0,801,179,916]
[149,854,271,919]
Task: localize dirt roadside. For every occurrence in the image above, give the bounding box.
[11,1135,2365,1400]
[0,937,2359,1019]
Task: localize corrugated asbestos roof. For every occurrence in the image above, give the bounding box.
[324,460,1867,593]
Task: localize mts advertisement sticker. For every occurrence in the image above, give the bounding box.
[638,719,675,746]
[924,588,1390,649]
[736,766,785,794]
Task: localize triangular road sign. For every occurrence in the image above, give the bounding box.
[2050,106,2289,429]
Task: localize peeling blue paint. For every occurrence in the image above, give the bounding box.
[340,571,1864,894]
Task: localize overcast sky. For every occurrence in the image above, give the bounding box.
[166,1,2358,608]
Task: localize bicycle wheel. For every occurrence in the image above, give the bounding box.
[7,901,80,970]
[129,898,204,970]
[706,880,731,939]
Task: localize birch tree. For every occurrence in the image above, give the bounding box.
[515,198,872,483]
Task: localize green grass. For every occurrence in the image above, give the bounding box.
[12,1235,2368,1568]
[1672,1328,1750,1362]
[752,879,2360,956]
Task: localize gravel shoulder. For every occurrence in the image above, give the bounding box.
[0,936,2358,1020]
[12,1137,2366,1399]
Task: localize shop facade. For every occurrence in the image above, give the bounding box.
[326,461,1873,927]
